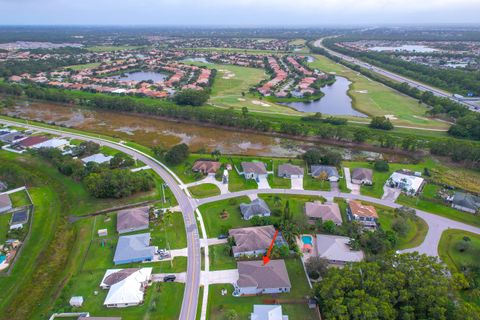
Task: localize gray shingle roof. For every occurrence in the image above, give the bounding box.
[304,201,342,224]
[241,162,267,175]
[240,198,271,219]
[116,206,150,233]
[311,165,339,178]
[237,260,291,290]
[453,192,480,211]
[229,225,285,255]
[113,233,155,263]
[0,194,12,209]
[351,168,373,181]
[278,164,304,177]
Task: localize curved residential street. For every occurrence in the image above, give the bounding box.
[196,188,480,257]
[312,38,479,113]
[2,119,480,320]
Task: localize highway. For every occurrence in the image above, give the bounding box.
[0,119,201,320]
[313,38,479,112]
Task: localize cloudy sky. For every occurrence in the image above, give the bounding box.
[1,0,479,25]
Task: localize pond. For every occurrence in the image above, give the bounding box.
[369,45,438,53]
[111,71,168,82]
[280,76,366,117]
[181,57,211,64]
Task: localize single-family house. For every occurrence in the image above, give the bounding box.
[251,305,289,320]
[277,164,304,179]
[351,168,373,185]
[310,165,339,182]
[116,206,150,234]
[239,198,271,220]
[451,192,480,214]
[316,234,364,264]
[0,194,12,213]
[240,162,268,180]
[235,260,291,296]
[30,138,70,150]
[16,135,49,148]
[81,153,114,165]
[229,225,287,258]
[347,200,378,229]
[100,268,152,308]
[0,132,26,144]
[304,201,342,225]
[113,233,155,265]
[386,170,425,195]
[192,160,221,175]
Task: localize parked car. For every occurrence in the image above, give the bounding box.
[164,275,176,282]
[217,234,228,240]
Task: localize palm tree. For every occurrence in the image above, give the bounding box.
[273,195,282,207]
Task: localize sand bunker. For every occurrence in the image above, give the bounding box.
[237,98,246,101]
[384,114,398,120]
[251,100,271,107]
[355,90,368,94]
[219,69,235,79]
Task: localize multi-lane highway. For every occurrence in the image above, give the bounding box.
[0,119,201,320]
[313,38,479,112]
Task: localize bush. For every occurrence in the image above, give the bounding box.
[370,116,394,130]
[374,159,390,172]
[164,143,189,165]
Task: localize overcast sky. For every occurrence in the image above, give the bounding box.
[1,0,479,25]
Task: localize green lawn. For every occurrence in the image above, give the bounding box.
[438,229,480,306]
[308,54,449,130]
[8,189,31,207]
[303,175,331,191]
[64,62,101,71]
[375,205,428,250]
[0,213,11,244]
[198,196,251,237]
[207,258,316,320]
[209,244,237,271]
[188,184,221,198]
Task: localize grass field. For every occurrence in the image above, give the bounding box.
[8,189,31,207]
[209,243,237,271]
[86,45,146,52]
[438,229,480,306]
[185,61,303,115]
[188,183,221,198]
[308,55,449,130]
[207,258,317,320]
[64,62,101,71]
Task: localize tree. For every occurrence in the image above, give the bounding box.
[370,116,394,130]
[211,149,221,160]
[110,152,135,169]
[305,256,329,280]
[164,143,189,165]
[314,253,477,320]
[392,216,410,237]
[353,128,369,143]
[241,107,249,117]
[78,141,100,156]
[374,159,389,172]
[173,89,209,106]
[223,309,238,320]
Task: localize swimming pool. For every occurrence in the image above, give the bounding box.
[0,255,5,264]
[302,235,313,245]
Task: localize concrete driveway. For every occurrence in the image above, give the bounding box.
[291,177,304,190]
[257,176,271,189]
[201,269,239,285]
[343,167,360,195]
[152,272,187,283]
[382,186,401,201]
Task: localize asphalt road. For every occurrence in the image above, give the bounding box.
[196,188,480,257]
[0,119,200,320]
[313,38,479,112]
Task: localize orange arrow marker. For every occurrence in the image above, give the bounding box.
[262,229,279,265]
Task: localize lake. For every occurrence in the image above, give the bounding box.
[111,71,168,82]
[370,45,438,53]
[280,76,366,117]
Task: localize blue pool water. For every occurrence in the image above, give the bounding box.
[0,255,5,264]
[302,235,313,245]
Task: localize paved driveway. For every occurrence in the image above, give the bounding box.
[201,269,239,285]
[257,176,271,189]
[291,177,304,190]
[152,272,187,283]
[382,186,401,201]
[343,167,360,195]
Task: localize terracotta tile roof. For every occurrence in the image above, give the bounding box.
[348,200,378,218]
